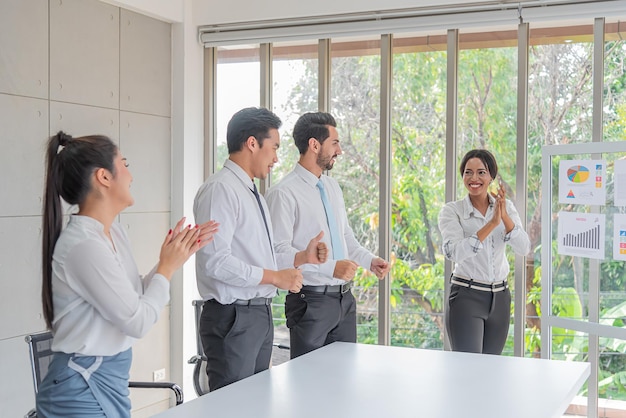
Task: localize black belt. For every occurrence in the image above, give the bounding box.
[233,297,272,306]
[207,297,272,306]
[451,276,508,293]
[300,282,352,294]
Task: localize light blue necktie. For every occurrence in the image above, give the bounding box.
[316,180,344,260]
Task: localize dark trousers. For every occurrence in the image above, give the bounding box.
[199,300,273,391]
[285,289,356,359]
[446,284,511,355]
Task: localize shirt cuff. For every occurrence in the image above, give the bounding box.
[468,234,484,253]
[250,266,264,286]
[146,274,171,306]
[503,226,519,242]
[320,260,338,278]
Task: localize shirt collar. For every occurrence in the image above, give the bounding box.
[461,194,496,219]
[69,214,105,231]
[294,163,321,187]
[223,159,255,189]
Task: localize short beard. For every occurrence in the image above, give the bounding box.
[317,153,335,171]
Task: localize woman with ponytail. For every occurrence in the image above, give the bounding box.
[37,132,218,417]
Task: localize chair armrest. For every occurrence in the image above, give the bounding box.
[128,381,184,405]
[187,354,206,364]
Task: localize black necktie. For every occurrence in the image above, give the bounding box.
[250,183,273,251]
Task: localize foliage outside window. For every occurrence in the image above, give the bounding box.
[212,21,626,408]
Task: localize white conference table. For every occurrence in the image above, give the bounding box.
[154,342,590,418]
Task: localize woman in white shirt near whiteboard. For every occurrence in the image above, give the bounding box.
[438,149,530,355]
[37,132,218,417]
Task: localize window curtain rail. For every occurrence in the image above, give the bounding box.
[198,0,626,47]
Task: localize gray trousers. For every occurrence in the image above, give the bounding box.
[446,284,511,354]
[199,300,273,391]
[285,290,356,359]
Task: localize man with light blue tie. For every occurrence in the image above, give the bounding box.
[266,112,391,359]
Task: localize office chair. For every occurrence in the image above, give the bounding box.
[187,299,210,396]
[188,299,290,397]
[24,331,183,418]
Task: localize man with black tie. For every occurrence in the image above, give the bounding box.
[266,112,391,359]
[194,107,327,391]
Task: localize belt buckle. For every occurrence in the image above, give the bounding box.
[341,283,350,294]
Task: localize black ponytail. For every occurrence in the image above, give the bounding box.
[41,132,117,329]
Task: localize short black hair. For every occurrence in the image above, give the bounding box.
[226,107,282,154]
[292,112,337,155]
[459,149,498,179]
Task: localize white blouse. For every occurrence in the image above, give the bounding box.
[51,215,169,356]
[438,195,530,283]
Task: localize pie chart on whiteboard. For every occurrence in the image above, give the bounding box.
[567,165,590,183]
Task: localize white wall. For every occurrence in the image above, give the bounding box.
[100,0,184,22]
[0,0,174,416]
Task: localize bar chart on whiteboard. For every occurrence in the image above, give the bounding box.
[557,211,605,260]
[562,223,601,249]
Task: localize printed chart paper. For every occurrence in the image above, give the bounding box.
[613,214,626,261]
[557,211,605,260]
[614,159,626,206]
[558,160,606,206]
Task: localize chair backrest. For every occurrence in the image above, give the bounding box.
[25,330,184,412]
[189,300,210,396]
[25,331,54,394]
[192,299,204,356]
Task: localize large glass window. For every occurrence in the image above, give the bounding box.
[457,29,519,354]
[206,12,626,414]
[600,22,626,410]
[271,41,319,184]
[329,37,381,343]
[270,41,319,363]
[526,24,594,359]
[390,33,447,349]
[603,22,626,143]
[215,45,260,170]
[598,336,626,412]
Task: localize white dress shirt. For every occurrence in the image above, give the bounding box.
[194,159,278,303]
[438,194,531,283]
[51,215,170,356]
[266,163,375,286]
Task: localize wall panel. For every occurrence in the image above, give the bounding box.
[121,9,172,117]
[0,0,48,98]
[0,94,49,217]
[129,306,172,410]
[1,1,173,415]
[50,0,120,108]
[120,112,171,213]
[119,212,170,273]
[50,101,120,141]
[0,335,38,418]
[120,212,172,411]
[0,216,46,340]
